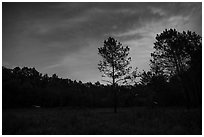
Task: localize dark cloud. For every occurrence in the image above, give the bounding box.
[115,33,145,42]
[3,2,201,82]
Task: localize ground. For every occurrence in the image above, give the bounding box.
[2,107,202,135]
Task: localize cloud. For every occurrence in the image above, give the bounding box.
[148,6,166,16]
[3,2,201,83]
[40,39,102,82]
[25,15,91,42]
[111,7,197,72]
[113,10,192,43]
[42,63,62,70]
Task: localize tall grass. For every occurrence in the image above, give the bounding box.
[2,107,202,135]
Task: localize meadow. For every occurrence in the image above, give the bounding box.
[2,106,202,135]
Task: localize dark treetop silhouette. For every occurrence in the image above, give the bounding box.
[98,37,132,113]
[151,29,202,78]
[149,29,202,108]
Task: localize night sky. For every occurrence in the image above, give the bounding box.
[2,2,202,83]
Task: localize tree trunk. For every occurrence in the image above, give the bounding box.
[179,75,191,109]
[112,64,117,113]
[174,55,191,109]
[114,85,117,113]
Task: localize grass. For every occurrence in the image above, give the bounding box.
[2,106,202,135]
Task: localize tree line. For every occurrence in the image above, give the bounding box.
[3,66,139,108]
[3,29,202,109]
